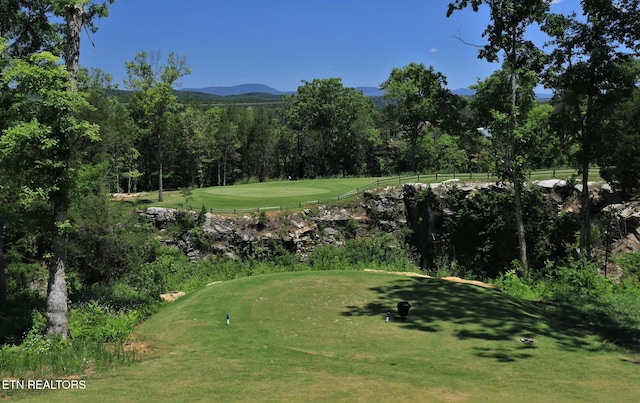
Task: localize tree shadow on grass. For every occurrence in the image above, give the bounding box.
[473,346,535,363]
[340,276,639,361]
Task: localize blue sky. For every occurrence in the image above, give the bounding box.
[79,0,576,91]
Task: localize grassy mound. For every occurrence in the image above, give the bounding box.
[17,271,639,402]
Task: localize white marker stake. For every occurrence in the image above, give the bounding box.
[226,314,230,325]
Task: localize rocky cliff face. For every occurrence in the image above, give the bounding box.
[145,180,640,274]
[145,186,407,262]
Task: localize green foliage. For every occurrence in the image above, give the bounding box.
[344,217,360,239]
[598,87,640,199]
[427,185,572,278]
[307,234,418,272]
[307,245,350,271]
[69,301,139,344]
[381,62,462,173]
[124,50,190,199]
[69,196,162,284]
[0,51,100,207]
[283,78,374,178]
[258,210,269,229]
[493,268,538,300]
[615,252,640,281]
[429,255,472,279]
[125,254,178,300]
[538,259,613,303]
[0,301,136,379]
[179,186,194,210]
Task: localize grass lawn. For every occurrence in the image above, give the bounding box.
[14,270,639,402]
[126,168,600,212]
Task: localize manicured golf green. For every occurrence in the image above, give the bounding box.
[17,271,639,402]
[144,177,395,211]
[133,168,599,212]
[203,185,330,198]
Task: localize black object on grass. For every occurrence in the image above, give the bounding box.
[397,301,411,318]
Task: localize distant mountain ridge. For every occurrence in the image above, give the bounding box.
[180,84,551,99]
[180,84,385,97]
[180,84,292,96]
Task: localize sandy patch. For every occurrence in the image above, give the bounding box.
[363,268,431,278]
[363,269,496,289]
[160,291,186,301]
[206,281,223,286]
[123,341,151,355]
[441,276,497,289]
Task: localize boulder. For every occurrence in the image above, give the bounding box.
[146,207,178,227]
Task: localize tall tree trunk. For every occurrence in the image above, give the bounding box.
[46,202,69,338]
[157,129,164,202]
[223,156,227,186]
[513,174,529,276]
[65,4,83,84]
[572,91,591,261]
[410,131,418,174]
[45,1,84,338]
[580,138,591,260]
[509,25,528,275]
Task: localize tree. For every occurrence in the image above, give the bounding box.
[0,0,112,337]
[0,0,59,59]
[239,108,273,182]
[522,103,559,169]
[447,0,551,276]
[598,85,640,199]
[380,63,459,173]
[125,51,190,201]
[215,107,240,186]
[78,68,139,194]
[0,52,100,337]
[542,0,640,258]
[283,78,374,178]
[177,107,208,187]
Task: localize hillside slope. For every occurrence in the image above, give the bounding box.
[21,271,640,402]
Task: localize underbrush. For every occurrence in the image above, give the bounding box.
[307,233,419,272]
[494,258,640,350]
[0,307,138,380]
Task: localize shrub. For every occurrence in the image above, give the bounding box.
[308,245,349,271]
[493,269,539,300]
[429,255,472,279]
[550,260,613,303]
[69,301,139,344]
[344,217,360,239]
[344,234,419,271]
[615,251,640,281]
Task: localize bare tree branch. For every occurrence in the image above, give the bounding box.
[451,29,483,48]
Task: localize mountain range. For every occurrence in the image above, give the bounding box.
[180,84,387,97]
[180,84,551,99]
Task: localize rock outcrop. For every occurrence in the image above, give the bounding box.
[145,180,640,271]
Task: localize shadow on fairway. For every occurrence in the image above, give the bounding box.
[341,276,640,360]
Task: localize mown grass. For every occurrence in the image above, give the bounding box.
[126,167,600,212]
[11,270,639,402]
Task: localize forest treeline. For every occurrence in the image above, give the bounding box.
[80,65,639,194]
